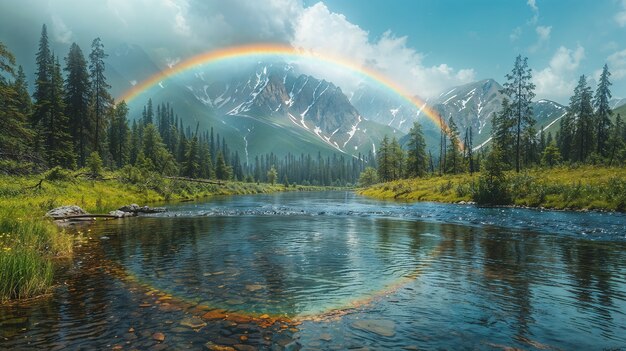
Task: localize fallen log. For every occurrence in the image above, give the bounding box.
[165,176,224,185]
[50,214,126,220]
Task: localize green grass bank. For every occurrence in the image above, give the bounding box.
[358,166,626,212]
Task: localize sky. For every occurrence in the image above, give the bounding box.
[1,0,625,104]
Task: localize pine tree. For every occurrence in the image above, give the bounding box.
[541,142,562,167]
[445,117,462,174]
[593,64,612,157]
[558,113,575,162]
[0,42,35,164]
[491,98,515,167]
[267,165,278,185]
[464,127,475,174]
[358,167,378,187]
[183,134,200,178]
[377,135,392,182]
[390,137,405,180]
[88,37,113,156]
[501,55,536,172]
[608,114,624,166]
[406,121,427,178]
[570,75,594,162]
[215,151,231,180]
[64,42,91,166]
[47,55,75,168]
[32,24,52,153]
[108,101,130,168]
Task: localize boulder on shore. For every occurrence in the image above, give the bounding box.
[45,205,88,218]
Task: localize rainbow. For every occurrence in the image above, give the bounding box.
[118,43,450,132]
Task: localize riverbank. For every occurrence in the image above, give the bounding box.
[0,171,336,302]
[358,165,626,212]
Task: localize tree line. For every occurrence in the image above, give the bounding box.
[363,54,626,187]
[0,24,370,186]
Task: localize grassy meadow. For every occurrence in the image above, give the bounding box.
[359,165,626,212]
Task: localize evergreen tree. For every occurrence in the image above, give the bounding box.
[88,37,112,156]
[358,167,378,187]
[215,151,231,180]
[570,75,594,162]
[144,98,154,125]
[64,42,91,166]
[198,141,213,179]
[491,98,515,167]
[537,126,540,153]
[445,117,462,174]
[32,24,52,152]
[108,101,130,168]
[0,42,34,165]
[593,64,612,156]
[558,113,575,161]
[541,142,562,167]
[142,123,177,175]
[501,55,536,172]
[473,146,510,205]
[47,55,75,168]
[608,114,624,166]
[129,120,140,165]
[377,135,392,182]
[267,165,278,185]
[390,137,405,180]
[183,134,200,178]
[405,121,427,177]
[464,127,475,174]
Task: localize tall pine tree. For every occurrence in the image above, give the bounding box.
[32,24,52,153]
[593,64,612,157]
[501,55,536,172]
[571,75,594,162]
[405,121,427,178]
[88,37,113,157]
[64,43,91,166]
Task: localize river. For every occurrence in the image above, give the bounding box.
[1,191,625,350]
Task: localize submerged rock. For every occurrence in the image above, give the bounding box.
[205,342,236,351]
[152,332,165,342]
[351,319,396,337]
[108,210,137,218]
[180,316,207,329]
[119,204,167,214]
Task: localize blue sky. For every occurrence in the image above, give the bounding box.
[1,0,625,104]
[304,0,626,103]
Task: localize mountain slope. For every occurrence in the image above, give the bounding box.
[185,62,396,156]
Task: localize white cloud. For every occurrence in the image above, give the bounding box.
[533,45,585,102]
[527,0,539,24]
[291,2,474,98]
[615,0,626,27]
[607,49,626,79]
[536,25,551,41]
[0,0,476,99]
[510,27,522,42]
[51,15,73,44]
[529,25,551,52]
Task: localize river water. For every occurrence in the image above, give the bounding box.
[1,191,625,350]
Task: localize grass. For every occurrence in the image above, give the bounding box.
[0,170,334,302]
[358,165,626,212]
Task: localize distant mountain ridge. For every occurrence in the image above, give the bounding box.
[105,44,569,157]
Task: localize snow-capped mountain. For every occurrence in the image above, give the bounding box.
[185,62,396,155]
[610,98,626,110]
